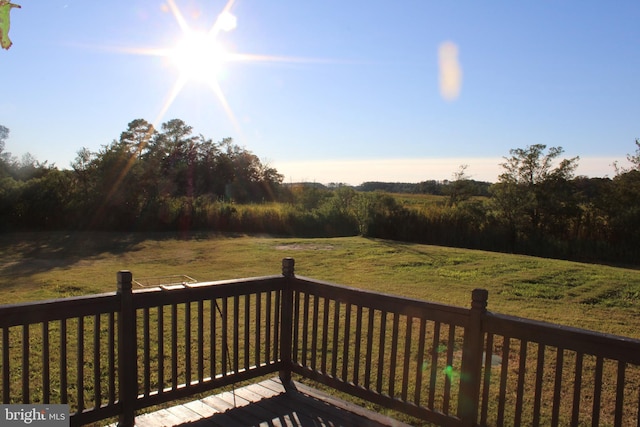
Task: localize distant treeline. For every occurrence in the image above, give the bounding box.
[1,120,640,265]
[354,179,491,197]
[316,180,492,197]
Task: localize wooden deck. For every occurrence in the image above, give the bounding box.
[112,378,413,427]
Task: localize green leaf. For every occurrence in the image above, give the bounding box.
[0,1,20,50]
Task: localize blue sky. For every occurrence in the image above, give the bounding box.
[2,1,639,184]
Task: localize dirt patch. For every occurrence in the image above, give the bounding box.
[275,244,335,251]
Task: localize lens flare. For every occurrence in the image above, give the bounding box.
[438,41,462,101]
[216,11,237,32]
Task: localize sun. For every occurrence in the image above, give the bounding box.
[169,31,230,84]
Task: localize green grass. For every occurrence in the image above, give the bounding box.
[1,231,640,339]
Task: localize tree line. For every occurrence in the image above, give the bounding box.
[0,119,284,230]
[1,120,640,265]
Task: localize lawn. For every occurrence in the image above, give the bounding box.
[2,231,639,339]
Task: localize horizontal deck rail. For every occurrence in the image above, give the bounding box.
[0,257,639,426]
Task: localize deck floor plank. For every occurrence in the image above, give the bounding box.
[221,390,294,427]
[182,400,244,427]
[109,378,412,427]
[244,385,325,426]
[232,389,296,427]
[133,408,184,427]
[165,405,207,424]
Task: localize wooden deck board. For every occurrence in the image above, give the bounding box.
[108,378,413,427]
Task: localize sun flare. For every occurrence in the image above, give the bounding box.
[104,0,323,136]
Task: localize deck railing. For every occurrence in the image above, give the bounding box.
[1,257,639,426]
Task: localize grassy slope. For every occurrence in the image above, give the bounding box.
[1,231,639,338]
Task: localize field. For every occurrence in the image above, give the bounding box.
[1,231,639,339]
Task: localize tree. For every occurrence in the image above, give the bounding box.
[623,138,640,172]
[446,164,474,206]
[119,119,156,158]
[490,144,579,251]
[499,145,578,186]
[146,119,200,197]
[0,124,8,150]
[0,125,12,177]
[17,169,72,229]
[604,170,640,254]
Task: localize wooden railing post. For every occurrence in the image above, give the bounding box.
[458,288,488,427]
[117,271,136,427]
[279,258,295,387]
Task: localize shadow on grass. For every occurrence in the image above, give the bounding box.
[0,231,145,277]
[0,231,237,282]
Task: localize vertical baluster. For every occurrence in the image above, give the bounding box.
[353,305,363,386]
[428,321,441,409]
[364,308,375,390]
[591,356,603,427]
[157,306,164,393]
[331,300,340,378]
[311,295,319,372]
[341,302,351,382]
[185,302,191,386]
[93,314,101,408]
[571,352,584,426]
[442,325,455,414]
[210,299,216,378]
[265,293,271,364]
[321,298,330,374]
[274,290,281,361]
[2,327,9,403]
[22,324,29,403]
[532,343,545,427]
[143,307,150,396]
[389,312,400,398]
[171,303,178,389]
[480,333,494,426]
[401,315,413,402]
[292,291,300,363]
[414,318,427,406]
[244,294,250,371]
[614,361,626,427]
[514,340,528,426]
[233,295,239,375]
[221,297,228,376]
[60,319,68,404]
[376,311,387,394]
[497,336,510,427]
[197,300,204,383]
[77,317,84,411]
[108,312,115,404]
[551,348,564,427]
[302,293,310,367]
[42,321,50,403]
[255,293,261,368]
